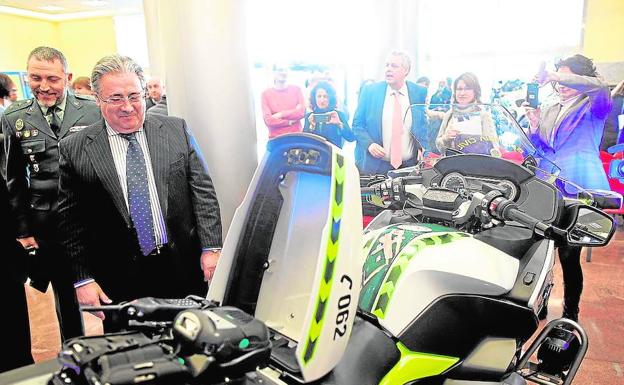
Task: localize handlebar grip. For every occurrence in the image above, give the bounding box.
[503,206,541,229]
[361,186,377,196]
[501,205,553,237]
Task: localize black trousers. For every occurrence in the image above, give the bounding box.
[558,245,583,321]
[1,266,34,372]
[30,241,84,340]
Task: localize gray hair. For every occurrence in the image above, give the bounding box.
[28,46,69,73]
[388,50,411,73]
[91,55,146,95]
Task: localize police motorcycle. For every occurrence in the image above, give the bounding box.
[1,105,618,385]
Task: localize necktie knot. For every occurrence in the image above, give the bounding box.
[120,132,138,142]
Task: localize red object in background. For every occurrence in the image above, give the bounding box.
[600,150,624,215]
[500,150,525,164]
[363,215,374,229]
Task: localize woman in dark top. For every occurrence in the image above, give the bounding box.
[304,81,355,148]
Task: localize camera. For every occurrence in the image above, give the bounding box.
[313,112,331,124]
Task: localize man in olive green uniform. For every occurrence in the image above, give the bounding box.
[1,47,101,339]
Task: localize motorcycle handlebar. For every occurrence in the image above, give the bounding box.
[488,196,563,239]
[502,205,541,230]
[361,186,377,196]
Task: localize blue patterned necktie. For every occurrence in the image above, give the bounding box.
[121,132,157,256]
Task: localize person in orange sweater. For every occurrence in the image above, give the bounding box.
[261,64,305,139]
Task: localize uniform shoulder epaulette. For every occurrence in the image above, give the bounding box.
[4,99,33,114]
[74,94,96,102]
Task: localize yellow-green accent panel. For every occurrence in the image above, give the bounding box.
[301,152,346,364]
[379,342,458,385]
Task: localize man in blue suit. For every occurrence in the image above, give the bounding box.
[353,51,428,175]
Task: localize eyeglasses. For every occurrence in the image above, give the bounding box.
[455,87,473,92]
[98,90,145,106]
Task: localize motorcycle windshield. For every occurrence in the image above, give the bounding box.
[409,103,597,202]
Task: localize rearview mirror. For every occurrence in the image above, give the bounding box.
[567,206,615,247]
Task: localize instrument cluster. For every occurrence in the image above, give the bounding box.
[440,172,518,200]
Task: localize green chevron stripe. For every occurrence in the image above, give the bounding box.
[372,232,468,319]
[302,153,346,364]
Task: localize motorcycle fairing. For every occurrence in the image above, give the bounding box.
[208,134,364,383]
[379,342,459,385]
[359,223,466,317]
[359,224,520,337]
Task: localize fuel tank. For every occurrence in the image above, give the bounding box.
[359,223,520,337]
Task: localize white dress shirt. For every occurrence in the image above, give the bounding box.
[381,84,414,161]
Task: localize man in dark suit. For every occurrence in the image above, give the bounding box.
[352,51,428,175]
[58,55,222,328]
[2,46,101,339]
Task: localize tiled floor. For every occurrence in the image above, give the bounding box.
[25,230,624,384]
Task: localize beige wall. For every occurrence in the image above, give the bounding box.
[583,0,624,62]
[0,13,117,78]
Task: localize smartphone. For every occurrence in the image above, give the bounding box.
[313,113,331,123]
[526,83,539,108]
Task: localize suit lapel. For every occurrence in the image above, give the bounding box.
[372,83,388,142]
[24,101,56,139]
[85,121,132,227]
[58,94,85,139]
[552,97,588,148]
[539,104,561,147]
[144,118,169,216]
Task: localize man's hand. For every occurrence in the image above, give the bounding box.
[368,143,386,158]
[17,236,38,250]
[525,106,541,133]
[201,250,221,282]
[76,281,112,320]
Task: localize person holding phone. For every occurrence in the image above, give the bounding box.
[304,81,354,148]
[435,72,498,155]
[525,54,611,323]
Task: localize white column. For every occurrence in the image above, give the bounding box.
[144,0,258,234]
[142,0,164,78]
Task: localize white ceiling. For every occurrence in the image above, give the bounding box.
[0,0,142,19]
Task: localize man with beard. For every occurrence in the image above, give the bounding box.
[1,46,101,339]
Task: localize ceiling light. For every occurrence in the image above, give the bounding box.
[38,5,65,12]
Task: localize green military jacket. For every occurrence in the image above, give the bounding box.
[1,93,101,238]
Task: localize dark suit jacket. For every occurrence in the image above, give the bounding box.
[352,81,428,175]
[57,115,222,299]
[1,93,101,239]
